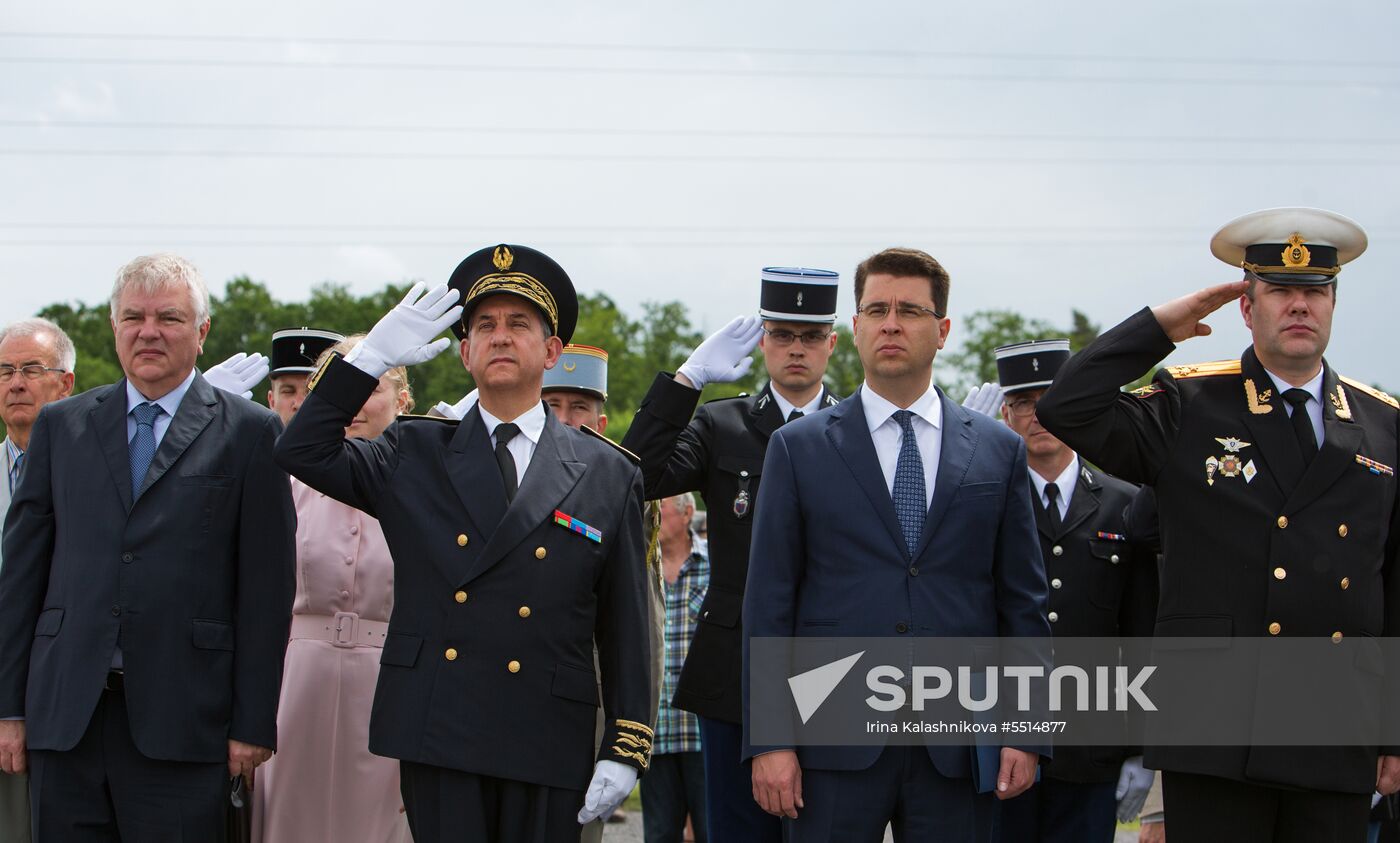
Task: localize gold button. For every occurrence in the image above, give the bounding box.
[1332,631,1344,644]
[1341,577,1351,590]
[1339,524,1349,538]
[455,590,468,604]
[1268,622,1281,635]
[518,606,531,618]
[445,648,458,661]
[535,547,547,559]
[507,660,521,673]
[1277,516,1288,529]
[1273,567,1287,581]
[457,534,469,547]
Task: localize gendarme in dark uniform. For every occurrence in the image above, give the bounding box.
[1037,208,1400,842]
[621,267,841,842]
[993,339,1159,843]
[276,245,654,843]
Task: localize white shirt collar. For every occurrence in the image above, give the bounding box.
[769,383,824,421]
[1030,456,1080,510]
[126,367,197,418]
[477,400,547,445]
[861,382,942,435]
[1263,366,1324,406]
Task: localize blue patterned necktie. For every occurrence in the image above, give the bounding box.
[891,410,926,557]
[8,450,22,495]
[130,402,164,497]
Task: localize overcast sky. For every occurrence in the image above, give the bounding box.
[5,1,1399,388]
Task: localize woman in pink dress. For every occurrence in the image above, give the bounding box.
[253,337,413,843]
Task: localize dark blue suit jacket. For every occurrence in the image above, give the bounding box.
[0,375,296,762]
[742,387,1050,785]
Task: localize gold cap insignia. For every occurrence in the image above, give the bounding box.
[562,362,577,372]
[493,245,514,272]
[1282,233,1311,268]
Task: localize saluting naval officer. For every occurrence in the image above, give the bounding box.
[541,344,666,843]
[621,267,843,843]
[992,339,1158,843]
[275,244,654,843]
[1036,208,1400,842]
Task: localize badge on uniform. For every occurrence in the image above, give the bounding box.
[553,509,603,543]
[1207,437,1257,485]
[1096,531,1126,541]
[1330,386,1353,421]
[1356,455,1394,476]
[733,489,750,519]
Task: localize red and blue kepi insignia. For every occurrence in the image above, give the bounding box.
[1096,531,1126,541]
[733,490,750,519]
[554,509,602,543]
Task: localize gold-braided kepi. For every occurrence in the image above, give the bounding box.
[447,244,579,344]
[1210,207,1368,286]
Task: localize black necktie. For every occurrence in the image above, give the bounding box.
[1282,389,1318,464]
[786,409,804,424]
[1044,482,1063,534]
[494,423,521,503]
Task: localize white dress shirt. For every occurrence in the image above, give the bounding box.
[1264,367,1325,447]
[770,384,823,421]
[125,368,198,448]
[1030,457,1079,519]
[861,383,941,509]
[478,401,547,490]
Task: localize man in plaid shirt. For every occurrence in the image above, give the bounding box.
[644,492,711,843]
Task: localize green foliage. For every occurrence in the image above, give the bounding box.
[936,308,1101,397]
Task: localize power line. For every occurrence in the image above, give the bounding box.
[2,30,1397,71]
[0,55,1393,89]
[0,148,1394,166]
[4,118,1399,147]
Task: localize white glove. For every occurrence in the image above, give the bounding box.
[204,352,269,400]
[345,282,462,378]
[576,760,637,824]
[1114,755,1154,823]
[676,315,764,391]
[428,389,479,420]
[961,382,1005,419]
[1374,791,1385,809]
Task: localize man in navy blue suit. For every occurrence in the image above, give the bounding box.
[741,247,1051,841]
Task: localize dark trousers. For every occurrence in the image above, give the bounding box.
[1163,770,1371,843]
[697,716,781,843]
[789,744,996,843]
[399,760,585,843]
[29,685,226,842]
[998,776,1116,843]
[641,751,707,843]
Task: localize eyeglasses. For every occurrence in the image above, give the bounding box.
[762,328,832,348]
[0,365,66,382]
[855,301,944,322]
[1005,398,1039,418]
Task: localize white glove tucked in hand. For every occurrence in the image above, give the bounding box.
[428,389,479,420]
[345,282,462,378]
[961,382,1005,419]
[204,352,270,400]
[1115,755,1154,823]
[576,760,637,824]
[676,315,764,391]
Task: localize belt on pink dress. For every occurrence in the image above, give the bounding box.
[289,611,389,649]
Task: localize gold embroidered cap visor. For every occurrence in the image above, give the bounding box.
[1210,207,1368,286]
[447,243,579,344]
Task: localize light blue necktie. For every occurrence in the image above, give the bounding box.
[130,402,163,497]
[892,410,926,557]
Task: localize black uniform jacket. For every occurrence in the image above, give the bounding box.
[621,374,839,724]
[1034,460,1158,783]
[276,357,654,790]
[1037,307,1400,794]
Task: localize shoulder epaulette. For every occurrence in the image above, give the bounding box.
[398,413,460,425]
[1164,360,1241,379]
[1340,376,1400,410]
[579,423,641,464]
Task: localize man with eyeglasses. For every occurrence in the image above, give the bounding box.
[741,247,1049,841]
[621,266,844,842]
[0,318,75,842]
[993,339,1158,843]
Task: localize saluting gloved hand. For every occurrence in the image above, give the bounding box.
[577,760,637,824]
[345,282,463,378]
[204,352,270,400]
[428,389,479,420]
[961,382,1005,419]
[1115,755,1154,823]
[676,315,764,391]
